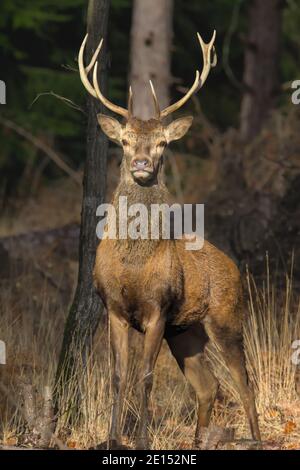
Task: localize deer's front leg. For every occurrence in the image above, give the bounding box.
[136,314,166,449]
[109,311,129,448]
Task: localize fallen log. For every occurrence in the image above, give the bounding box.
[0,223,79,262]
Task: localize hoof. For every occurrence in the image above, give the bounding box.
[195,425,235,450]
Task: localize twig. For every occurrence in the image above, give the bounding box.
[263,154,300,170]
[0,116,81,185]
[0,445,43,450]
[61,64,79,73]
[29,91,85,114]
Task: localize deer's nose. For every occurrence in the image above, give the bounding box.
[133,159,149,170]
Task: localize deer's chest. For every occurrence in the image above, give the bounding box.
[94,240,183,329]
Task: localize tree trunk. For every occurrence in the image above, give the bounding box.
[240,0,282,141]
[54,0,110,420]
[130,0,173,119]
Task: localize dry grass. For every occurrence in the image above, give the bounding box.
[0,178,82,237]
[0,257,300,450]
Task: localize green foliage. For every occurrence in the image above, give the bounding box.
[0,0,84,53]
[0,0,87,196]
[282,0,300,80]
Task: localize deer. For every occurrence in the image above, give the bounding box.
[78,31,261,449]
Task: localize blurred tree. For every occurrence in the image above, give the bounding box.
[54,0,110,421]
[0,0,87,202]
[130,0,173,119]
[240,0,284,141]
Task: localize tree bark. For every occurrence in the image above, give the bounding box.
[54,0,110,420]
[240,0,282,141]
[130,0,173,119]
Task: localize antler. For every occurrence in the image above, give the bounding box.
[149,80,161,120]
[79,31,216,121]
[78,34,131,119]
[150,31,217,120]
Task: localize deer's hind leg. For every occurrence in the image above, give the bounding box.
[205,309,261,443]
[165,324,219,448]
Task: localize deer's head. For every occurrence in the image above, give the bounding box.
[79,32,216,185]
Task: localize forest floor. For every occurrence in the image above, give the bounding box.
[0,172,300,450]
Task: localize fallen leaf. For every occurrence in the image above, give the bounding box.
[178,440,190,449]
[67,440,78,448]
[284,421,297,435]
[4,437,17,446]
[283,442,299,450]
[264,407,281,420]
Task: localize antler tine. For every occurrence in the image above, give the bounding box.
[93,62,129,118]
[159,30,217,120]
[128,86,133,117]
[79,34,129,118]
[78,34,98,98]
[160,71,200,119]
[149,80,161,119]
[86,36,103,74]
[197,29,217,88]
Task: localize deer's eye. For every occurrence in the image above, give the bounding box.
[158,141,166,148]
[122,139,129,146]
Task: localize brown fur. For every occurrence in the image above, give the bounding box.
[128,117,162,132]
[93,117,261,449]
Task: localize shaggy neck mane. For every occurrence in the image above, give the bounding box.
[110,165,171,263]
[114,179,170,208]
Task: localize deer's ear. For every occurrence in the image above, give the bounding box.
[97,114,122,144]
[165,116,193,143]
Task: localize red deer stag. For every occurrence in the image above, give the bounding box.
[78,31,261,449]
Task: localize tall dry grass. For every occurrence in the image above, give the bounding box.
[0,259,300,449]
[206,259,300,447]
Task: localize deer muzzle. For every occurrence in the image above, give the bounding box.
[131,158,154,182]
[133,159,150,171]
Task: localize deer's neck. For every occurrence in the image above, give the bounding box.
[113,179,170,209]
[110,167,171,263]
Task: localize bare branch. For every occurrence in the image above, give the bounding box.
[29,91,85,114]
[0,117,81,185]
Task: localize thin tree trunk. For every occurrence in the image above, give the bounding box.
[240,0,282,141]
[130,0,173,119]
[54,0,110,420]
